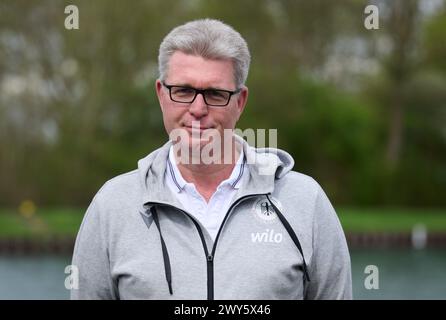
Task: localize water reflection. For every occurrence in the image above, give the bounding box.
[0,249,445,299]
[351,249,446,299]
[0,255,70,300]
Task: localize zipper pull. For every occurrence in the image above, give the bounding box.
[207,255,213,262]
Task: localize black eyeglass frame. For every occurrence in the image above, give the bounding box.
[162,81,242,107]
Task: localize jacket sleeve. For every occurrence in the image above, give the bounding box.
[305,184,352,300]
[70,196,119,299]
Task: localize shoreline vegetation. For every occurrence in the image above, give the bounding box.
[1,207,446,254]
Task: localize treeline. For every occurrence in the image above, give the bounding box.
[0,0,445,206]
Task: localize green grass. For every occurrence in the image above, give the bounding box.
[0,208,83,239]
[0,207,446,239]
[338,207,446,232]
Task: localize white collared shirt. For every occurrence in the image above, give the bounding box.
[165,146,246,241]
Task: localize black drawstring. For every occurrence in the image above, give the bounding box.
[150,196,309,297]
[266,194,311,283]
[151,206,173,295]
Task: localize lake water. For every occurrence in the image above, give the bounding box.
[0,249,445,299]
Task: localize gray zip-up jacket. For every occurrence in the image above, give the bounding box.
[71,138,352,300]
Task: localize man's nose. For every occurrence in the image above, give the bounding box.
[188,93,209,118]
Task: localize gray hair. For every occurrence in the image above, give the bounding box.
[158,19,251,88]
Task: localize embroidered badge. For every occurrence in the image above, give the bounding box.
[252,197,282,223]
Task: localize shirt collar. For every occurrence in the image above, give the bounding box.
[167,145,245,193]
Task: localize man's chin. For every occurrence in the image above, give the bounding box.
[187,136,212,150]
[172,137,224,165]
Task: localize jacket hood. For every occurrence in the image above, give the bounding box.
[137,135,295,206]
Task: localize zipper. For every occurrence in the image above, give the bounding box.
[207,254,214,299]
[207,193,266,299]
[147,193,266,300]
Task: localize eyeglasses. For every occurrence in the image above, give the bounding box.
[162,82,241,107]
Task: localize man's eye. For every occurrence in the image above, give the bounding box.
[207,90,226,99]
[173,88,194,95]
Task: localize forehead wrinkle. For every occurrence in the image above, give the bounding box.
[166,52,236,90]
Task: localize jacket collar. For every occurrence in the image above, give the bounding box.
[138,135,294,209]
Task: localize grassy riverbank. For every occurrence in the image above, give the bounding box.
[338,208,446,232]
[1,207,446,239]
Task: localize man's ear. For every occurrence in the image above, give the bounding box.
[155,79,164,111]
[236,85,249,118]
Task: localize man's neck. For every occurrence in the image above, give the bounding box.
[174,141,240,202]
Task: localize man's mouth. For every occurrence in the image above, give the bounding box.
[184,125,213,130]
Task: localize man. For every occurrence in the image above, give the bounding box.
[71,19,352,300]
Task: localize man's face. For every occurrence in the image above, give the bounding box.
[156,51,248,153]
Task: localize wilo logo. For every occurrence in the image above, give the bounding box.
[251,229,283,243]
